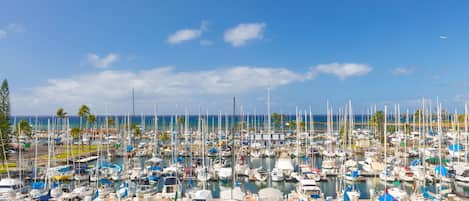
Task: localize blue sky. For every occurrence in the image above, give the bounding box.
[1,0,469,115]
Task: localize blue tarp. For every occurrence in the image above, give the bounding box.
[38,195,52,201]
[411,159,422,166]
[57,166,72,173]
[209,147,218,154]
[100,161,122,172]
[378,192,395,201]
[448,144,463,151]
[434,165,448,177]
[127,145,134,152]
[92,190,99,200]
[343,186,352,201]
[32,182,45,189]
[148,175,160,181]
[351,170,359,178]
[148,166,161,171]
[428,131,438,136]
[422,187,436,200]
[177,157,184,163]
[99,178,113,185]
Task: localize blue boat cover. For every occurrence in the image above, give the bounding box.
[32,182,45,189]
[148,166,162,171]
[448,144,463,151]
[434,165,448,177]
[127,145,134,152]
[209,147,218,154]
[378,192,395,201]
[99,178,113,185]
[411,159,421,166]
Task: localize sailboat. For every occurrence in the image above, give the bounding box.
[321,103,336,174]
[197,116,212,182]
[270,167,284,182]
[295,179,323,200]
[220,97,246,201]
[264,88,276,158]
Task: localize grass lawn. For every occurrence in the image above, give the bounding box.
[0,163,16,174]
[39,145,101,160]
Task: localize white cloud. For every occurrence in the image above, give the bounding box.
[167,21,208,45]
[85,53,119,68]
[392,67,415,76]
[168,29,202,44]
[314,63,372,80]
[0,23,25,40]
[455,94,469,103]
[200,39,213,46]
[13,63,372,114]
[439,35,447,39]
[13,66,312,114]
[5,24,26,33]
[224,23,266,47]
[0,30,6,39]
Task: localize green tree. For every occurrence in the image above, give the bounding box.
[107,118,116,128]
[56,108,67,119]
[77,105,90,153]
[15,119,32,139]
[88,114,96,142]
[131,123,141,138]
[370,111,385,143]
[70,128,80,140]
[56,107,67,141]
[414,110,421,124]
[0,80,10,120]
[160,131,170,143]
[272,112,280,128]
[78,105,90,134]
[0,79,11,160]
[287,120,296,130]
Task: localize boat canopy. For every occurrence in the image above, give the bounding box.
[411,159,421,166]
[99,178,113,185]
[378,192,395,201]
[57,166,72,173]
[434,165,448,177]
[209,147,218,154]
[448,144,464,151]
[148,166,162,171]
[31,182,45,189]
[127,145,134,152]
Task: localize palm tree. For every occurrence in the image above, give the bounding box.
[87,114,96,155]
[70,128,80,140]
[272,112,280,128]
[15,119,32,139]
[56,108,67,147]
[131,123,141,138]
[77,105,90,155]
[88,114,97,142]
[287,120,296,130]
[370,111,385,142]
[57,108,67,119]
[107,118,116,128]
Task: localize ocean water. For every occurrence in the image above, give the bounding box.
[13,115,374,130]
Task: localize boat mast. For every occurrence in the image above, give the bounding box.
[384,105,387,191]
[267,88,271,152]
[231,96,236,200]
